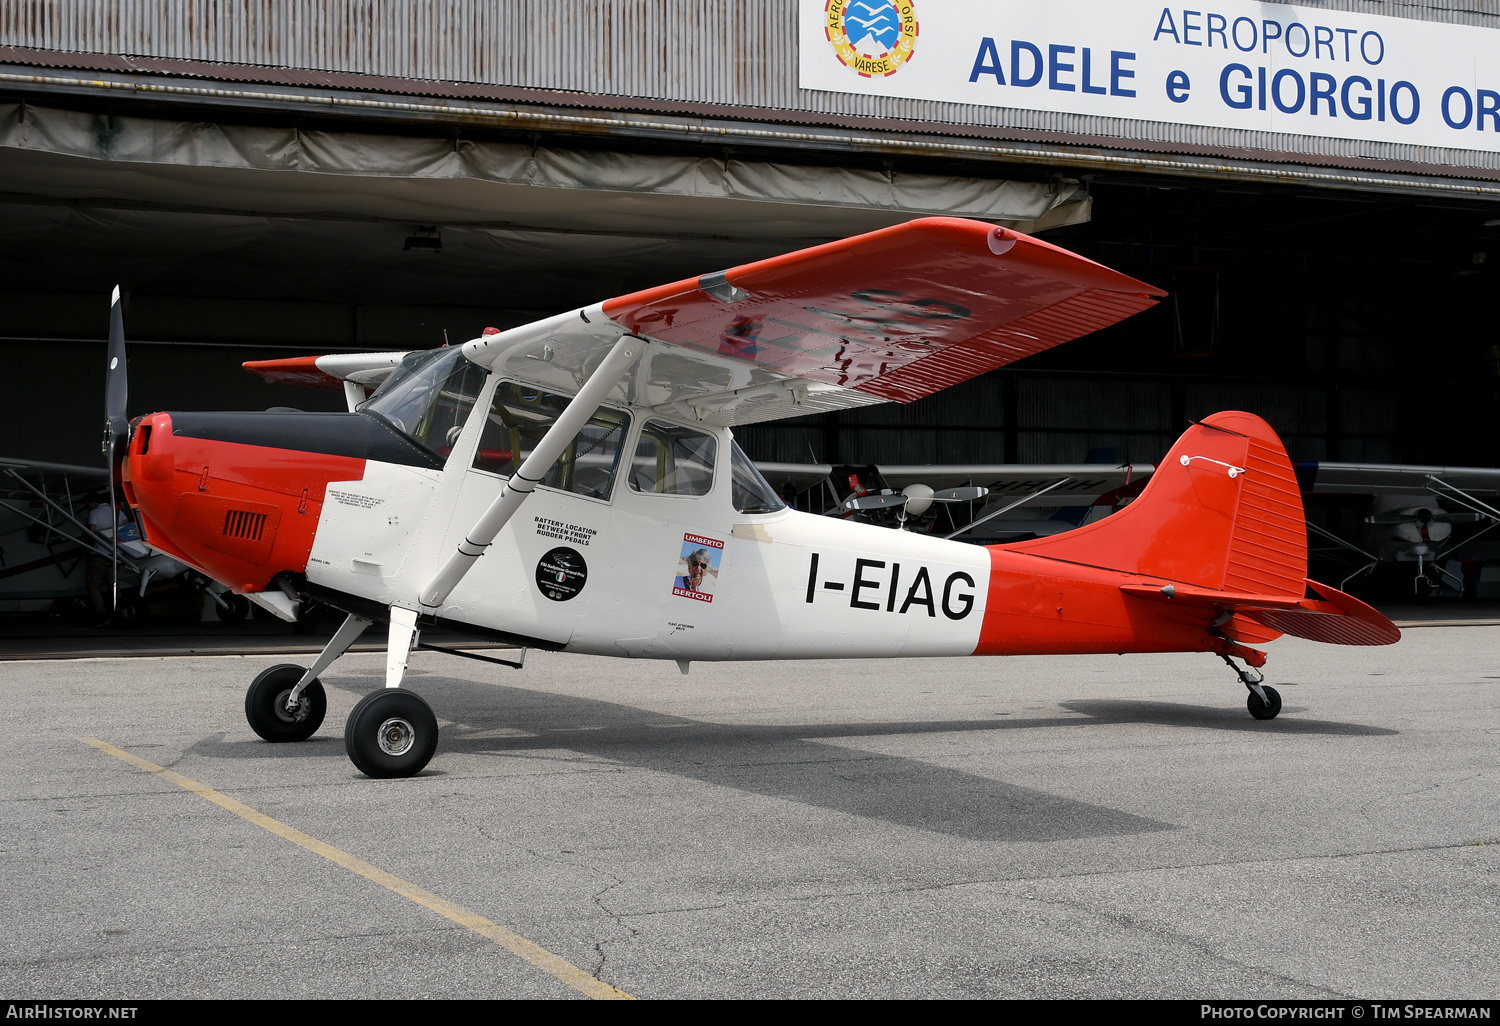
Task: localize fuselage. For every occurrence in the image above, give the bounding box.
[123,401,1230,662]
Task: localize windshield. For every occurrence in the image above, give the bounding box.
[730,438,785,514]
[361,348,488,460]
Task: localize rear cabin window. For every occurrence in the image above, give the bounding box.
[629,419,717,497]
[471,382,630,501]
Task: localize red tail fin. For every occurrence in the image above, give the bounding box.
[1008,411,1398,647]
[1011,411,1306,596]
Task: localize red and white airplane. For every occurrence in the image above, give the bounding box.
[111,218,1399,778]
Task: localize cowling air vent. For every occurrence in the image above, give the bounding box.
[222,508,268,541]
[173,493,282,565]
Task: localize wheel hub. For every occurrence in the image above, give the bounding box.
[273,689,310,724]
[377,717,415,756]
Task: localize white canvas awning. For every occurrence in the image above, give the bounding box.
[0,102,1089,239]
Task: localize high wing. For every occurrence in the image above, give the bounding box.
[1297,461,1500,499]
[242,219,1162,425]
[756,461,1152,504]
[870,463,1150,501]
[453,217,1163,425]
[0,456,108,481]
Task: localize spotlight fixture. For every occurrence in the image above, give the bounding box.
[404,226,442,252]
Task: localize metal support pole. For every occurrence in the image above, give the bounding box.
[287,613,372,707]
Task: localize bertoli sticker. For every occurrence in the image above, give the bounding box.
[672,533,724,603]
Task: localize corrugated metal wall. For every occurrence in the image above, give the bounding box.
[1,0,1498,172]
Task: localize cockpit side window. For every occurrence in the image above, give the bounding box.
[360,348,488,462]
[472,381,630,501]
[629,419,717,497]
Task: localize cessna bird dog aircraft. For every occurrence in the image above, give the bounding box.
[111,218,1399,778]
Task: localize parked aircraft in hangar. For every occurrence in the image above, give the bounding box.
[105,217,1398,778]
[754,455,1500,595]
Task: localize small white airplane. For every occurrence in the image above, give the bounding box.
[758,460,1152,537]
[1297,461,1500,593]
[0,457,215,621]
[112,217,1399,778]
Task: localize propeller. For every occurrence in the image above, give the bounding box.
[842,484,989,514]
[102,286,127,612]
[843,492,908,512]
[932,486,988,502]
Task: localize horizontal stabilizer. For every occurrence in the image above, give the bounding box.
[1121,579,1400,647]
[242,352,407,391]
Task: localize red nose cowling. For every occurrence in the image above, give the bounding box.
[123,412,365,594]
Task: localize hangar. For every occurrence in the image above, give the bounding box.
[0,0,1495,493]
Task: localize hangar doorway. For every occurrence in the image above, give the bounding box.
[0,95,1494,618]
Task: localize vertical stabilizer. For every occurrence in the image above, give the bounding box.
[1006,411,1307,598]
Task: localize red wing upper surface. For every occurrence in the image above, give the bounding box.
[602,217,1165,404]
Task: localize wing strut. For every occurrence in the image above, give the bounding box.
[417,334,643,610]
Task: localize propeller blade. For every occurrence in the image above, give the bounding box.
[843,493,908,511]
[1433,512,1487,523]
[931,486,989,502]
[108,435,119,614]
[104,286,128,451]
[103,286,127,616]
[1365,512,1419,525]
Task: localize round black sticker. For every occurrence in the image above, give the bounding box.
[535,547,588,602]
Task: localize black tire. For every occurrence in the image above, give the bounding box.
[344,689,439,779]
[216,593,250,624]
[112,591,147,627]
[1247,684,1282,720]
[245,663,326,742]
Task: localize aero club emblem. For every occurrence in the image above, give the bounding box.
[824,0,917,79]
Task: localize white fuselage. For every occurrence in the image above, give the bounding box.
[305,393,992,661]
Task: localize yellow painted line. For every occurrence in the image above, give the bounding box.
[79,736,633,1000]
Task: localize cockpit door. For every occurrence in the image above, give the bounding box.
[439,380,631,644]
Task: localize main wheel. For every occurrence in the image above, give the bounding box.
[344,689,439,779]
[1247,684,1282,720]
[245,663,326,742]
[112,592,147,626]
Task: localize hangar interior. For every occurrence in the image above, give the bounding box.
[3,102,1493,472]
[0,0,1497,601]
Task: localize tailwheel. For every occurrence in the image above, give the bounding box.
[1216,647,1283,721]
[245,663,326,742]
[1246,684,1282,720]
[344,689,438,778]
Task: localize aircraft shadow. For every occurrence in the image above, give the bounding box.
[1057,699,1400,736]
[188,677,1396,840]
[260,675,1175,843]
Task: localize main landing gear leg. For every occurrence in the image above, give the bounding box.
[344,606,438,778]
[244,612,371,742]
[1217,650,1282,721]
